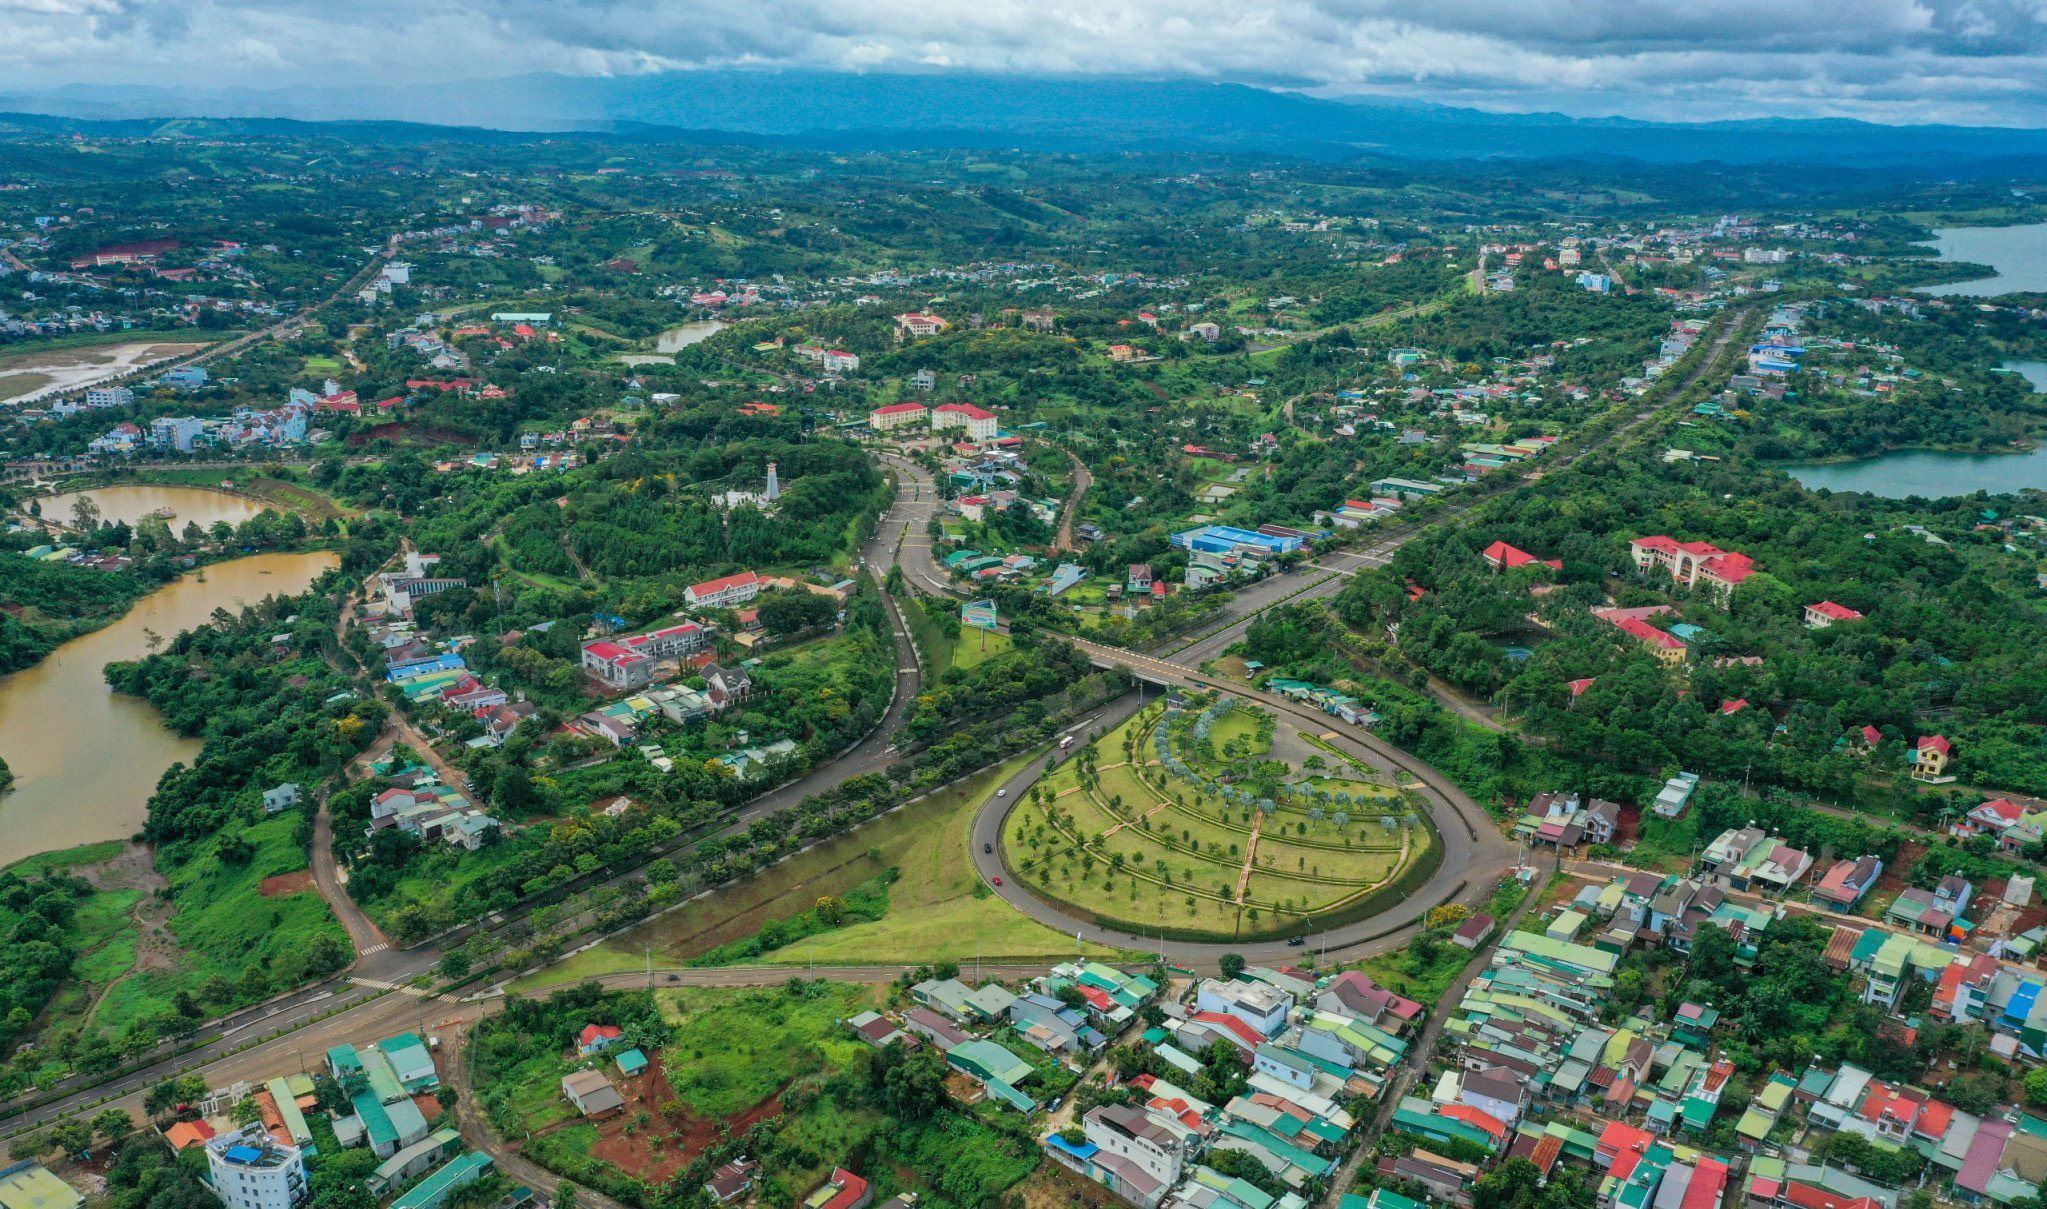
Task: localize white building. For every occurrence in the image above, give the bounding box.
[206,1126,308,1209]
[1194,978,1294,1038]
[85,386,134,409]
[685,570,762,609]
[932,402,998,442]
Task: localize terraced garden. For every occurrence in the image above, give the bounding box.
[1001,694,1438,941]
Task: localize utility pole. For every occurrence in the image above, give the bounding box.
[645,944,653,991]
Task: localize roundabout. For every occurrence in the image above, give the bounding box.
[968,682,1521,968]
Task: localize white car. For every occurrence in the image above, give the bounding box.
[996,789,1008,797]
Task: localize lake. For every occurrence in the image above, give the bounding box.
[1783,446,2047,498]
[2000,360,2047,392]
[39,483,271,532]
[1916,224,2047,297]
[0,549,337,865]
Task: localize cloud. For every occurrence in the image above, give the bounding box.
[6,0,2047,124]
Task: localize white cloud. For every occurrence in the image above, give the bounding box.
[4,0,2047,124]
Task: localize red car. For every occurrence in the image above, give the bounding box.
[993,876,1003,886]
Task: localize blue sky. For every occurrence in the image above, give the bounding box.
[6,0,2047,125]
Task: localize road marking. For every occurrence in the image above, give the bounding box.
[359,943,389,956]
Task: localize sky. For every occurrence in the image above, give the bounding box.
[7,0,2047,126]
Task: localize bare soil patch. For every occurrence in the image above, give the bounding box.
[260,870,316,898]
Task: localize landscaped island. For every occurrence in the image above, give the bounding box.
[1002,694,1437,941]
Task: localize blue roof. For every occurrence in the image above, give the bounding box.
[225,1146,264,1164]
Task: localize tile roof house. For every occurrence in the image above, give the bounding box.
[561,1070,625,1117]
[1814,856,1884,909]
[1804,600,1865,628]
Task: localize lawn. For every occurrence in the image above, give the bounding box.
[657,983,881,1117]
[951,626,1012,670]
[301,356,343,374]
[510,755,1114,992]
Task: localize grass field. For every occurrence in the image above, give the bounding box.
[509,756,1116,993]
[95,815,346,1033]
[1004,704,1429,939]
[951,626,1011,669]
[657,983,881,1117]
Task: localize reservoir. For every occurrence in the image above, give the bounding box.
[38,484,271,532]
[1916,224,2047,297]
[0,549,337,865]
[1783,446,2047,498]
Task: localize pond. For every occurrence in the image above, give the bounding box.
[1999,360,2047,392]
[1916,224,2047,297]
[0,550,338,865]
[655,320,725,353]
[1782,446,2047,498]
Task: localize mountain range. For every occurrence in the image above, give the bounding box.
[7,71,2047,169]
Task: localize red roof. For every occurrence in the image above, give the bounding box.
[164,1120,216,1150]
[1568,678,1596,697]
[1482,540,1538,568]
[579,1023,623,1048]
[688,570,761,598]
[1920,735,1952,755]
[935,402,996,421]
[1861,724,1883,745]
[1190,1009,1266,1049]
[1610,614,1686,651]
[1681,1160,1730,1209]
[1809,600,1864,621]
[1783,1184,1879,1209]
[871,402,927,417]
[1721,699,1749,716]
[1439,1104,1507,1141]
[820,1169,870,1209]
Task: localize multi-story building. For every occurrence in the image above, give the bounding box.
[685,570,762,610]
[868,402,929,431]
[1628,535,1757,602]
[85,386,134,409]
[205,1126,308,1209]
[931,402,998,441]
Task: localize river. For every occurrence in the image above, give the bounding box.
[1916,224,2047,297]
[0,549,337,865]
[38,484,270,533]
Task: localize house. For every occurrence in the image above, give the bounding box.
[1804,601,1865,628]
[1127,564,1153,594]
[1886,876,1973,939]
[807,1168,872,1209]
[1074,1104,1189,1208]
[577,1023,624,1056]
[1914,735,1953,781]
[1629,535,1758,601]
[580,622,709,690]
[1453,914,1498,950]
[931,402,998,442]
[562,1070,625,1117]
[1654,773,1702,819]
[686,570,763,610]
[1482,541,1557,571]
[910,977,977,1020]
[705,1158,758,1204]
[1813,856,1884,909]
[262,783,301,814]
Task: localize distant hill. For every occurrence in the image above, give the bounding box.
[7,70,2047,169]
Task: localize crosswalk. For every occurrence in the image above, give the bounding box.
[348,976,442,1001]
[359,942,389,956]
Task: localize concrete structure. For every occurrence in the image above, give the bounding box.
[205,1126,308,1209]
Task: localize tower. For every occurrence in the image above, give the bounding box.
[764,461,781,502]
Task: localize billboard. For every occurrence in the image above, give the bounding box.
[962,600,999,630]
